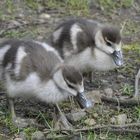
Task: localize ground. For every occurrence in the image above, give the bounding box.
[0,0,140,140]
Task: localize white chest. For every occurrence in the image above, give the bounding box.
[90,48,116,71]
[67,47,117,72]
[5,72,69,103]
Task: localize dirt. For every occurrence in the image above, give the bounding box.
[0,0,140,139]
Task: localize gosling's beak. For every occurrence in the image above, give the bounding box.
[112,50,123,66]
[76,91,93,109]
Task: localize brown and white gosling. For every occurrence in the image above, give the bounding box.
[50,18,123,73]
[0,39,84,128]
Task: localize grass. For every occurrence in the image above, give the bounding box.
[122,20,140,36]
[86,131,140,140]
[3,27,39,39]
[87,131,96,140]
[5,0,15,14]
[121,83,134,96]
[135,106,140,121]
[46,0,89,16]
[36,111,52,129]
[0,103,18,135]
[98,0,134,11]
[25,0,40,10]
[123,43,140,54]
[24,127,38,140]
[65,0,89,16]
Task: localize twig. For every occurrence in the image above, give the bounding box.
[101,95,140,107]
[45,128,140,139]
[43,123,140,134]
[108,128,140,135]
[134,69,140,97]
[120,20,127,34]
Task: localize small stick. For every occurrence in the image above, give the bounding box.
[44,123,140,136]
[134,69,140,97]
[101,95,140,107]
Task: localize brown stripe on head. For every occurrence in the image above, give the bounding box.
[102,25,121,44]
[62,65,83,85]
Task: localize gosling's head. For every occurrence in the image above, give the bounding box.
[95,25,123,66]
[53,65,84,96]
[62,65,84,95]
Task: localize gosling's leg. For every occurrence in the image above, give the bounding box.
[8,98,35,128]
[134,69,140,97]
[55,103,72,129]
[8,98,16,120]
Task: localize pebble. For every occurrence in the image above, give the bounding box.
[104,88,113,98]
[86,90,101,104]
[67,110,86,122]
[39,13,51,19]
[14,138,23,140]
[93,113,98,118]
[31,131,45,140]
[84,118,96,126]
[110,117,116,124]
[110,114,127,125]
[19,132,27,140]
[9,20,21,28]
[117,75,125,82]
[117,114,127,125]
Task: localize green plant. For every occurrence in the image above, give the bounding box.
[120,0,133,8]
[135,106,140,120]
[87,131,96,140]
[4,114,19,134]
[36,111,52,129]
[24,127,37,139]
[121,83,134,96]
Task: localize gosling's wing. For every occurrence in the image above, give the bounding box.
[50,18,101,58]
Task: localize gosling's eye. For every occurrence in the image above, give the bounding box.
[67,83,75,89]
[106,41,112,46]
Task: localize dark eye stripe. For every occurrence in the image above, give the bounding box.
[106,41,112,46]
[68,84,75,89]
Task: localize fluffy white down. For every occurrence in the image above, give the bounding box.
[52,27,63,42]
[67,47,116,72]
[70,24,82,51]
[0,45,11,79]
[0,45,11,61]
[14,46,27,77]
[6,72,69,103]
